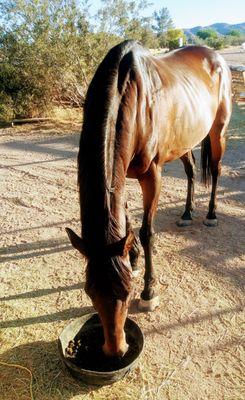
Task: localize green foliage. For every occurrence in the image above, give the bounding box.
[166,28,186,50]
[194,28,242,50]
[188,26,245,48]
[96,0,151,37]
[225,31,245,46]
[124,17,159,48]
[0,91,14,120]
[0,0,97,119]
[196,29,218,40]
[152,7,174,34]
[0,0,175,120]
[227,29,241,37]
[206,36,225,50]
[186,34,205,46]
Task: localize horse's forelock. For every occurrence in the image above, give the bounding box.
[85,255,132,300]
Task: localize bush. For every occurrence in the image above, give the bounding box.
[207,36,225,50]
[166,28,186,50]
[0,91,14,121]
[224,33,245,46]
[196,29,218,41]
[0,1,104,119]
[0,0,174,119]
[168,39,179,50]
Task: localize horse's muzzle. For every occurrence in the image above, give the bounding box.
[102,338,129,357]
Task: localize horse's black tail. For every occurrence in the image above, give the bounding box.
[201,134,212,186]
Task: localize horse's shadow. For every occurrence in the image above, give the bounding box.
[0,338,101,400]
[132,200,245,291]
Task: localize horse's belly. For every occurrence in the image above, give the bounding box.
[158,93,217,163]
[165,123,209,161]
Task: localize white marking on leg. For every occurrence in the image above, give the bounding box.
[138,296,160,312]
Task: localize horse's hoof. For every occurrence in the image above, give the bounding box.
[177,219,193,227]
[203,218,218,227]
[132,269,140,278]
[138,296,159,312]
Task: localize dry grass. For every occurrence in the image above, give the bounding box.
[48,107,83,124]
[0,100,244,399]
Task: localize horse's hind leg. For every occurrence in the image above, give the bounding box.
[204,103,231,226]
[138,162,162,311]
[177,151,196,227]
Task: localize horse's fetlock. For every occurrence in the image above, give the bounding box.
[141,287,156,301]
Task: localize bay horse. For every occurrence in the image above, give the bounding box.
[66,40,232,357]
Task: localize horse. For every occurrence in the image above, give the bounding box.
[66,40,232,357]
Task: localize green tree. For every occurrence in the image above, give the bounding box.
[96,0,159,49]
[225,29,245,46]
[125,18,159,48]
[227,29,241,37]
[196,29,218,40]
[166,28,186,50]
[0,0,174,120]
[196,28,227,49]
[152,7,174,34]
[151,6,173,48]
[96,0,151,37]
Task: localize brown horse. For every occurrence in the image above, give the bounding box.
[66,41,232,357]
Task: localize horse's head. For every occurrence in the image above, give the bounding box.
[66,228,134,357]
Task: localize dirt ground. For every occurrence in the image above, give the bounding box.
[0,53,244,399]
[219,46,245,67]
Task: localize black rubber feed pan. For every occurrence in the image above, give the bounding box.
[58,313,144,386]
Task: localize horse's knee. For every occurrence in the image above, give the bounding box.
[129,237,140,269]
[139,226,154,247]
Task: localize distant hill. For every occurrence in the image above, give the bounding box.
[184,22,245,37]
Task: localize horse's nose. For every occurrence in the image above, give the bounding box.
[102,340,129,357]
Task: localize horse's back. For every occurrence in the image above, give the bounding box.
[81,41,232,178]
[156,46,232,119]
[129,45,232,168]
[157,45,229,80]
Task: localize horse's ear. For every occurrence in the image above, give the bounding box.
[108,231,135,257]
[65,228,87,257]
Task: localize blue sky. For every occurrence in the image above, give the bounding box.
[89,0,245,29]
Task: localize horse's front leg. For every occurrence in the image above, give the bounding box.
[138,162,162,311]
[125,207,140,275]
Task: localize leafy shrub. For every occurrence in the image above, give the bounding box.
[0,1,175,119]
[166,28,186,50]
[196,29,218,40]
[206,36,225,50]
[0,91,14,121]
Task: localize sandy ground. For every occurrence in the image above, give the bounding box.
[0,59,245,399]
[219,46,245,67]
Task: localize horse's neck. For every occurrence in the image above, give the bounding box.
[103,123,130,242]
[80,149,127,246]
[80,79,132,245]
[107,186,127,240]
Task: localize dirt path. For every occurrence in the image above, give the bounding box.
[0,104,244,400]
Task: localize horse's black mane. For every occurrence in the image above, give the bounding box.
[78,40,140,296]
